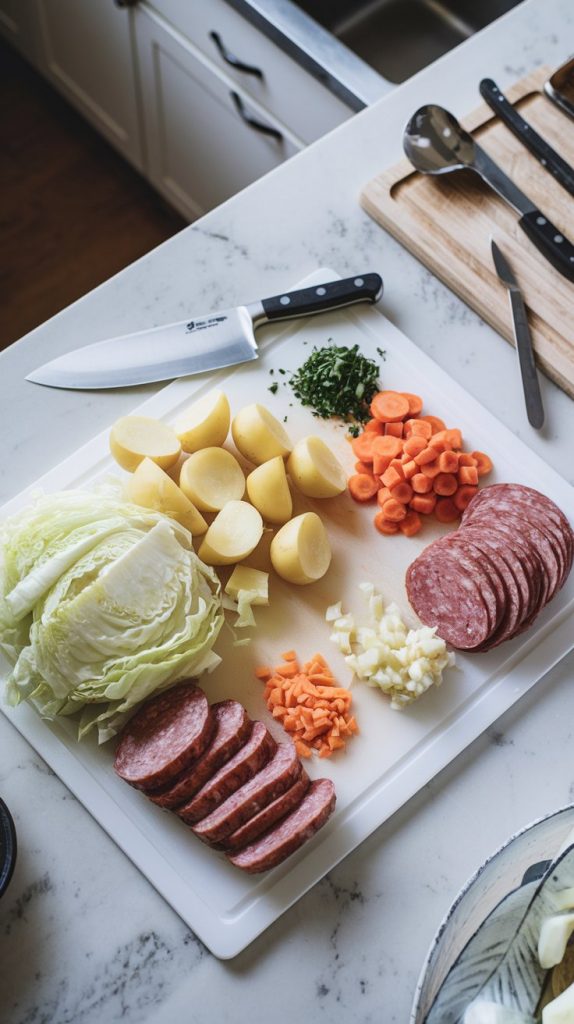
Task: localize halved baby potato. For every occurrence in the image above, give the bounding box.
[173,389,230,453]
[198,500,263,565]
[231,403,292,465]
[125,457,208,535]
[270,512,331,585]
[246,456,292,524]
[179,447,245,512]
[110,416,181,472]
[287,436,346,498]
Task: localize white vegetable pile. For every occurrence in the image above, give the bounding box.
[0,490,223,741]
[326,583,454,709]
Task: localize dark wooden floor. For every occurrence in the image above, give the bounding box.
[0,40,186,351]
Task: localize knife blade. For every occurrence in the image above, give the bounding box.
[490,238,544,430]
[480,78,574,198]
[544,57,574,120]
[27,273,384,390]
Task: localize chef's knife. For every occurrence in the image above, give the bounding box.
[27,273,383,390]
[480,78,574,198]
[490,238,544,430]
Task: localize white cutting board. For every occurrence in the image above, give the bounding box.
[1,270,573,958]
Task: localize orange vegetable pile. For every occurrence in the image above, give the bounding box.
[256,651,358,759]
[348,390,493,536]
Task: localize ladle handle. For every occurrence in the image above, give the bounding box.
[519,210,574,282]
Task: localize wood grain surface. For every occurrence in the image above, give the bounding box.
[361,67,574,397]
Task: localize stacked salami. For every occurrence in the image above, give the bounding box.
[406,484,573,652]
[113,682,335,873]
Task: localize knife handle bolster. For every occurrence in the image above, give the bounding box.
[261,273,383,323]
[519,210,574,282]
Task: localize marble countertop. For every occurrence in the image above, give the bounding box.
[2,1,574,1020]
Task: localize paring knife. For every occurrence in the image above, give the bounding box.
[490,238,544,430]
[480,78,574,198]
[27,273,383,390]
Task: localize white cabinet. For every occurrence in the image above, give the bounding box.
[32,0,144,171]
[135,6,301,220]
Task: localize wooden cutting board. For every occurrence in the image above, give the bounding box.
[361,66,574,397]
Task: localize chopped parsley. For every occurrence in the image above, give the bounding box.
[289,341,383,423]
[268,382,279,395]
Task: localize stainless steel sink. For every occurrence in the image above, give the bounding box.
[292,0,523,84]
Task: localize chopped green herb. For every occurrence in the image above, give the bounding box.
[289,342,381,423]
[283,416,288,423]
[376,347,386,359]
[348,424,361,438]
[268,382,279,395]
[278,368,286,375]
[269,368,274,376]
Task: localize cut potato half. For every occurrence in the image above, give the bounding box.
[231,403,292,465]
[125,458,208,535]
[198,500,263,565]
[110,416,181,472]
[246,456,292,524]
[173,389,230,453]
[179,447,245,512]
[270,512,331,585]
[287,436,347,498]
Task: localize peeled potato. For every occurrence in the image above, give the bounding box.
[246,456,292,524]
[231,403,292,465]
[125,457,208,535]
[173,389,230,453]
[270,512,331,585]
[110,416,181,473]
[225,566,269,605]
[198,500,263,565]
[179,448,245,512]
[287,436,347,498]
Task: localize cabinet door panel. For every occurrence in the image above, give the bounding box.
[136,7,300,221]
[35,0,143,169]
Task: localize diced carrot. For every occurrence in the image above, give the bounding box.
[255,666,272,680]
[402,459,418,480]
[405,419,432,440]
[428,434,447,453]
[433,472,458,496]
[355,460,375,476]
[458,465,479,486]
[390,481,413,504]
[381,464,404,489]
[348,474,380,502]
[445,428,463,450]
[281,650,297,662]
[372,453,392,476]
[277,661,298,678]
[399,510,422,536]
[401,392,423,416]
[374,513,399,535]
[421,459,441,479]
[438,450,459,474]
[410,493,437,515]
[434,497,460,523]
[458,453,478,468]
[376,486,392,507]
[419,415,446,434]
[295,740,312,758]
[453,485,478,512]
[351,433,376,463]
[370,391,410,423]
[414,446,438,466]
[371,434,403,459]
[381,498,407,522]
[412,472,432,494]
[472,451,493,477]
[403,435,427,457]
[384,421,404,438]
[363,418,384,434]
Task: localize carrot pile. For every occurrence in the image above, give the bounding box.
[256,651,358,759]
[347,390,493,537]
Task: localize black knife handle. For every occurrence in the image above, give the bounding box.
[519,210,574,282]
[480,78,574,197]
[261,273,383,323]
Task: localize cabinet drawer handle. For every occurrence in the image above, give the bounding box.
[210,31,263,79]
[230,91,283,142]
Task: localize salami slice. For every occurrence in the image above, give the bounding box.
[222,771,310,853]
[227,778,336,874]
[193,742,302,846]
[177,721,276,825]
[113,683,213,791]
[406,546,492,649]
[148,700,251,810]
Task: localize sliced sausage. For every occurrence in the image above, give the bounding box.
[406,547,492,649]
[228,778,336,874]
[114,682,213,791]
[177,721,276,825]
[222,771,310,853]
[193,742,302,846]
[148,700,251,810]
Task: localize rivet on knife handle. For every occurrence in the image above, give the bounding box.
[519,210,574,282]
[261,273,384,323]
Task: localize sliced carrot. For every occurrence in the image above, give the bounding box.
[381,464,404,489]
[458,465,479,486]
[255,666,272,680]
[402,459,418,480]
[372,453,392,476]
[421,459,442,479]
[384,421,404,438]
[403,435,427,457]
[405,419,432,440]
[458,453,478,468]
[281,650,297,662]
[363,418,384,434]
[381,498,407,522]
[376,486,393,508]
[414,446,438,466]
[390,481,413,504]
[428,434,447,454]
[374,512,399,535]
[371,434,403,459]
[399,510,422,536]
[435,497,460,523]
[472,451,493,477]
[419,414,446,434]
[401,392,423,416]
[453,485,478,512]
[412,472,432,494]
[351,433,376,463]
[370,391,410,423]
[438,450,459,474]
[348,473,380,502]
[410,493,437,515]
[433,472,458,496]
